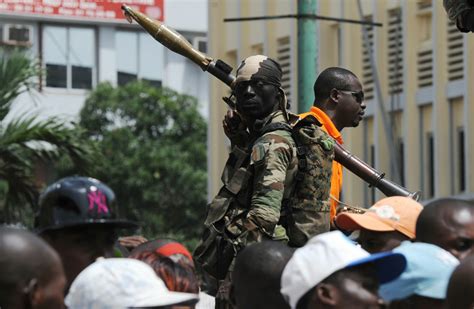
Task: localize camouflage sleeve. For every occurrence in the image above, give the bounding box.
[244,131,295,239]
[221,146,249,185]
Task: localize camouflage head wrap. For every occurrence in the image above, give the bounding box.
[232,55,289,121]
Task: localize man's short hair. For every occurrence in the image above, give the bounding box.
[416,198,474,241]
[0,227,62,307]
[313,67,357,104]
[232,241,294,309]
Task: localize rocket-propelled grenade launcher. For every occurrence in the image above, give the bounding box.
[122,5,235,91]
[121,4,421,201]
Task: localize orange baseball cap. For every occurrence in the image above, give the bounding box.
[335,196,423,239]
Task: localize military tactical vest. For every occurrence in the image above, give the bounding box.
[262,115,335,246]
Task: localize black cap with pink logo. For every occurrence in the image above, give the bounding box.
[35,176,138,233]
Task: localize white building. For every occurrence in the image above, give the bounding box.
[0,0,209,121]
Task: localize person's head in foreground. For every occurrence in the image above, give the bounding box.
[446,254,474,309]
[131,239,215,309]
[336,196,423,253]
[232,55,287,124]
[231,241,294,309]
[280,230,407,309]
[131,238,194,268]
[130,243,198,294]
[379,241,459,309]
[35,176,138,289]
[65,258,198,309]
[416,197,474,260]
[0,227,66,309]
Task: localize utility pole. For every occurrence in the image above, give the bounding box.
[298,0,317,113]
[224,2,381,114]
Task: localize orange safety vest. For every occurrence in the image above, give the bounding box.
[300,106,343,220]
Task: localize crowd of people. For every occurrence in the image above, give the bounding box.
[1,181,473,308]
[1,53,474,309]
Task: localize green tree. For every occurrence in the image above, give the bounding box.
[0,48,94,223]
[78,81,207,246]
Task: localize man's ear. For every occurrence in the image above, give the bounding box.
[23,278,40,308]
[275,89,285,111]
[329,88,340,103]
[276,88,283,104]
[316,283,338,306]
[276,87,282,99]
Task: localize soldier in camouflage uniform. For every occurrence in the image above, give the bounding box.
[444,0,474,32]
[193,55,334,308]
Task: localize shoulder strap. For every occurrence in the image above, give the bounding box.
[260,122,293,135]
[294,114,323,128]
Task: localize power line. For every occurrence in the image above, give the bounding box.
[224,13,383,27]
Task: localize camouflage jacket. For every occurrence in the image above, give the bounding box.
[205,110,298,246]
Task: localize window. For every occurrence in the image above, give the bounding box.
[417,46,433,88]
[361,15,374,100]
[43,25,95,89]
[457,128,466,192]
[277,36,291,100]
[387,9,403,94]
[416,6,433,89]
[370,144,376,204]
[116,30,163,87]
[426,132,434,198]
[447,20,464,81]
[417,0,432,10]
[398,139,405,187]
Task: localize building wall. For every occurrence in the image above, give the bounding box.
[1,0,209,124]
[208,0,474,206]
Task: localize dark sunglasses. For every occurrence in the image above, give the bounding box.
[337,89,365,103]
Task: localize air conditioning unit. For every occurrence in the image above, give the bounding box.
[193,36,207,53]
[2,24,33,46]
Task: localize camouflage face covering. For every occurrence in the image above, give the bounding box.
[233,55,289,120]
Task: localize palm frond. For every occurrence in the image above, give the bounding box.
[0,115,92,167]
[0,116,96,222]
[0,48,41,121]
[0,160,38,222]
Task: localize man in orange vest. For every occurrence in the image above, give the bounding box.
[300,67,367,222]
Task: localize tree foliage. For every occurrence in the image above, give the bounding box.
[77,81,208,245]
[0,48,95,223]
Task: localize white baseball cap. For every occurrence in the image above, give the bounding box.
[65,258,199,309]
[280,231,406,309]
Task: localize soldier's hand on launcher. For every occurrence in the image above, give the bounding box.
[223,110,249,148]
